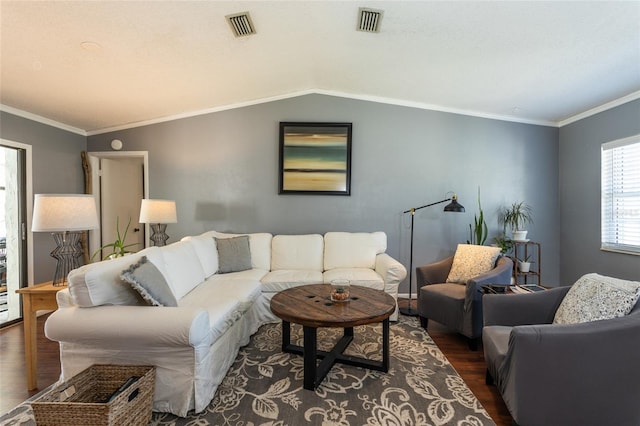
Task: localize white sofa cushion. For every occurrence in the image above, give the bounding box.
[271,234,324,271]
[181,275,263,341]
[181,235,219,278]
[323,268,385,290]
[202,231,272,271]
[324,232,387,270]
[261,270,324,292]
[68,247,165,307]
[159,240,207,300]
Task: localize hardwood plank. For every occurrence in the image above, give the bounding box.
[0,313,60,415]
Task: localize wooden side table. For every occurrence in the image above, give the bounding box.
[16,281,66,390]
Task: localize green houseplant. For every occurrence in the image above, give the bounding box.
[493,235,513,255]
[499,201,533,241]
[467,187,488,245]
[91,217,138,260]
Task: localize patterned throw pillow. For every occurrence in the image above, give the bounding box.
[121,256,178,307]
[553,273,640,324]
[446,244,501,284]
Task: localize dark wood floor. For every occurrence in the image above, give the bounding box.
[0,301,512,425]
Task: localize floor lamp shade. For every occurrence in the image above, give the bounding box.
[401,194,465,316]
[444,195,465,212]
[31,194,99,285]
[139,199,177,247]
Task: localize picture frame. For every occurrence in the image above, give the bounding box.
[279,122,352,195]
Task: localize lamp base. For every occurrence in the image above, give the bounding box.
[150,223,169,247]
[399,306,419,317]
[50,231,84,286]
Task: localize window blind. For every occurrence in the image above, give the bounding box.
[601,135,640,254]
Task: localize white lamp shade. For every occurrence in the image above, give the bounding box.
[32,194,99,232]
[139,199,177,224]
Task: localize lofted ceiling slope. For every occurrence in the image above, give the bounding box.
[1,1,639,134]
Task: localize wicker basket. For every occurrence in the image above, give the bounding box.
[30,365,155,426]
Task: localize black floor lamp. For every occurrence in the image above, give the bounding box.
[400,194,465,316]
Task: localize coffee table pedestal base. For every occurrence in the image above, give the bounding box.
[281,319,390,390]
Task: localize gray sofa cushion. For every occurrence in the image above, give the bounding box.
[482,325,511,387]
[419,283,466,330]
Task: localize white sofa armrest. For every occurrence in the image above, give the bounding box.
[56,288,75,308]
[375,253,407,287]
[45,305,212,349]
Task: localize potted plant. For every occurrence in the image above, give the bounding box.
[493,235,513,255]
[517,254,533,273]
[467,187,488,245]
[499,201,533,241]
[91,217,138,260]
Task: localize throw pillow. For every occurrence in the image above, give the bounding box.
[215,236,252,273]
[121,256,178,307]
[446,244,501,284]
[553,273,640,324]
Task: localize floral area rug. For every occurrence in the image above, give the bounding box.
[0,316,495,426]
[152,316,494,426]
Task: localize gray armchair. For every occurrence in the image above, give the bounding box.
[483,287,640,426]
[416,255,512,350]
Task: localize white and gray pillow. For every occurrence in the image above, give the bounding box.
[446,244,501,284]
[121,256,178,307]
[554,273,640,324]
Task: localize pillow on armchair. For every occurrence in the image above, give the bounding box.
[553,273,640,324]
[446,244,501,284]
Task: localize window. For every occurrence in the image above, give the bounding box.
[601,135,640,255]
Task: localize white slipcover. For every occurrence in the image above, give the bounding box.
[45,230,406,417]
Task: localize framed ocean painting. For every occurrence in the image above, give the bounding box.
[278,122,352,195]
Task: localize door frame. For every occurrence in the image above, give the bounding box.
[86,151,149,256]
[0,138,33,287]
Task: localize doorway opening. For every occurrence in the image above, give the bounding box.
[0,141,30,327]
[85,152,149,260]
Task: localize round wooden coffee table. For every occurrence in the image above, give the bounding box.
[270,284,396,390]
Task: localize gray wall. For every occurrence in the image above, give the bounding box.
[0,111,87,284]
[88,94,560,291]
[559,99,640,283]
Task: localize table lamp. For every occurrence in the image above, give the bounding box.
[139,199,177,247]
[31,194,99,285]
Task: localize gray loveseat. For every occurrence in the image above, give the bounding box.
[483,281,640,426]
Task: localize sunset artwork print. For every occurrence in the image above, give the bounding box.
[279,122,352,195]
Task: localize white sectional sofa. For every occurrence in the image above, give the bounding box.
[45,231,406,417]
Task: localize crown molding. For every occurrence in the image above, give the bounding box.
[0,104,87,136]
[5,89,639,136]
[86,91,319,135]
[558,90,640,127]
[312,90,558,127]
[88,89,558,135]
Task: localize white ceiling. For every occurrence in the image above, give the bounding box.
[1,1,639,135]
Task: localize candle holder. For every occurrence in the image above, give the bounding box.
[330,279,350,302]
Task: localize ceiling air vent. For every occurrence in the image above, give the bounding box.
[357,8,383,33]
[226,12,256,37]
